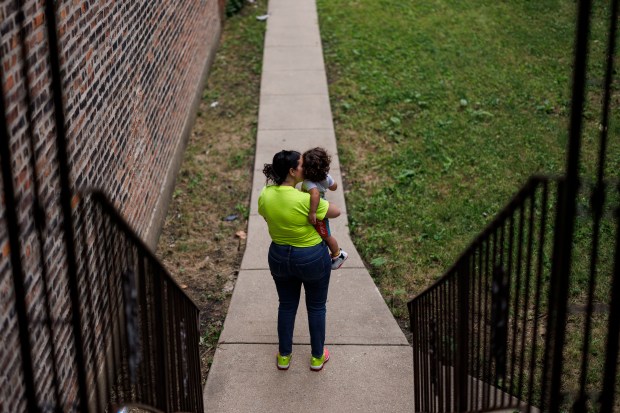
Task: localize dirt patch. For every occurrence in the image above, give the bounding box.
[155,1,266,385]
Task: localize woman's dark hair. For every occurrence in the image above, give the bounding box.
[302,147,331,182]
[263,150,301,185]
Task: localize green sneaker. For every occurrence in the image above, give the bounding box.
[310,348,330,371]
[277,353,292,370]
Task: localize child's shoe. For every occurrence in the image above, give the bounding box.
[331,249,348,270]
[277,353,292,370]
[310,348,330,371]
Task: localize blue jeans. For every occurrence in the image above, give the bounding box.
[268,241,331,358]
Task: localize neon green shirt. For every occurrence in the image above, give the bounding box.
[258,185,329,247]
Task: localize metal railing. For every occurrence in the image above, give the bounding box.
[407,0,619,411]
[0,0,204,411]
[74,190,204,412]
[408,176,619,412]
[408,176,552,412]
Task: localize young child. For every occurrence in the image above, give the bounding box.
[302,147,348,270]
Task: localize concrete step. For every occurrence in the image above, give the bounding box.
[204,344,414,413]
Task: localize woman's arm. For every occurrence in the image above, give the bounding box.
[325,202,341,218]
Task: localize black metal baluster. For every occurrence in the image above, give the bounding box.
[493,221,506,407]
[449,276,457,412]
[13,3,65,410]
[518,188,537,406]
[440,282,447,412]
[411,299,421,412]
[157,273,171,411]
[583,1,618,410]
[121,240,138,400]
[456,258,470,412]
[112,231,123,404]
[438,285,445,413]
[445,280,452,410]
[600,181,620,412]
[434,287,442,413]
[509,199,526,403]
[502,210,515,408]
[443,280,451,410]
[89,194,110,410]
[430,291,437,413]
[526,180,549,413]
[466,251,476,410]
[548,0,593,409]
[77,196,104,412]
[183,294,194,410]
[432,287,441,413]
[482,232,493,409]
[476,237,488,410]
[137,255,149,405]
[417,294,425,412]
[91,201,112,411]
[421,293,430,412]
[172,283,182,411]
[541,179,565,411]
[432,291,438,413]
[184,303,194,411]
[147,259,159,408]
[43,0,90,408]
[101,208,119,407]
[436,287,442,413]
[0,51,39,413]
[195,306,204,412]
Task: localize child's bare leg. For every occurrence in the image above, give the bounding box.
[323,235,340,258]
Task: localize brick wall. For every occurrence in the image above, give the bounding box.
[0,0,222,410]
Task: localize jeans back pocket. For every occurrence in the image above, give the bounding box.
[268,251,286,278]
[294,254,326,281]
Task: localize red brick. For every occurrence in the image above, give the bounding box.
[1,0,223,408]
[34,13,44,28]
[5,74,14,90]
[71,194,79,210]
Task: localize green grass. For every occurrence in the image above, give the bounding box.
[317,0,618,299]
[318,1,619,408]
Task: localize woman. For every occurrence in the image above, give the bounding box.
[258,150,341,371]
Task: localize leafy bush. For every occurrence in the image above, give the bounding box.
[226,0,245,17]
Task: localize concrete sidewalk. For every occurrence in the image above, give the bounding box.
[203,0,414,411]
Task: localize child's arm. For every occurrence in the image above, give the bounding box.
[327,174,337,191]
[308,188,320,224]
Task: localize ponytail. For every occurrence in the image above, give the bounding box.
[263,163,283,185]
[263,150,301,185]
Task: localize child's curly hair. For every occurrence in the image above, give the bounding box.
[302,147,331,182]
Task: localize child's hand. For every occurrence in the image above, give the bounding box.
[308,212,317,225]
